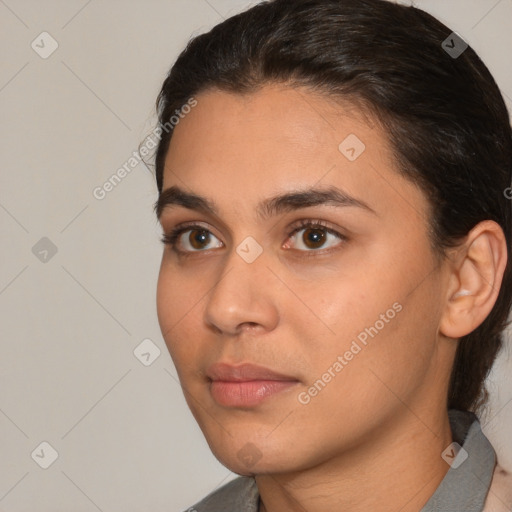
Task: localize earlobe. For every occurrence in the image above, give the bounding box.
[440,221,507,340]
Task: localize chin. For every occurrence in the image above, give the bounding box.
[206,432,310,477]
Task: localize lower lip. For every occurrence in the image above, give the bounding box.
[210,380,298,407]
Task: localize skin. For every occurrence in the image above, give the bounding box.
[155,84,507,512]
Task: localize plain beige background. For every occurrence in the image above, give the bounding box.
[0,0,511,510]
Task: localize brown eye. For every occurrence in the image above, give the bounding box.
[286,222,346,252]
[302,227,327,249]
[188,229,211,249]
[161,225,223,253]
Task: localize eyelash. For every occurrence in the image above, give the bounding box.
[161,219,347,258]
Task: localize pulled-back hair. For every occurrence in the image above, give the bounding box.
[153,0,512,414]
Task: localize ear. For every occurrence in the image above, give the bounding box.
[440,220,508,339]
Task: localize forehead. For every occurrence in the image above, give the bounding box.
[161,84,429,226]
[166,84,383,167]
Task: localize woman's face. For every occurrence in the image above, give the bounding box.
[156,84,454,475]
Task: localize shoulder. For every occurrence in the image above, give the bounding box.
[483,464,512,512]
[184,476,259,512]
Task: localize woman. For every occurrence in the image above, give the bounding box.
[151,0,512,510]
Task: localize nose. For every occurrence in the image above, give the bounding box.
[203,244,280,336]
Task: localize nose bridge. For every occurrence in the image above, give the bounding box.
[203,238,278,334]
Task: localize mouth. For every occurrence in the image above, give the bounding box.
[206,362,300,407]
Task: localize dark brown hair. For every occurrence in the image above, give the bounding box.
[152,0,512,414]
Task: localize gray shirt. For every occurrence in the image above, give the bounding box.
[188,409,496,512]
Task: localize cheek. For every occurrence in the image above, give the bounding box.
[156,262,203,354]
[284,256,395,354]
[156,259,228,389]
[288,238,440,392]
[156,264,177,336]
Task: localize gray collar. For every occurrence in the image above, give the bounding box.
[193,409,496,512]
[420,409,496,512]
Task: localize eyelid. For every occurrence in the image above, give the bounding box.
[161,221,223,254]
[284,219,347,253]
[287,218,345,238]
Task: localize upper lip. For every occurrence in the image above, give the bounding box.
[207,362,298,382]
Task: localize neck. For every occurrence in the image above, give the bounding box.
[256,408,453,512]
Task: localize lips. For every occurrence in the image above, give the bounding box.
[207,362,299,407]
[207,362,297,382]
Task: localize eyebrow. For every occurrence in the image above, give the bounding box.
[154,184,376,220]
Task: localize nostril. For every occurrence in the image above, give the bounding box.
[242,322,259,330]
